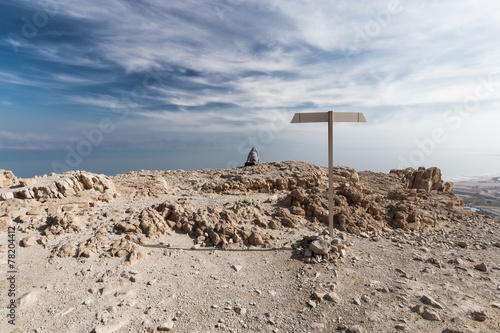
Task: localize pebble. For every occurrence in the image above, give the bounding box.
[421,307,441,321]
[471,311,487,321]
[474,263,487,272]
[157,321,175,331]
[21,236,37,247]
[307,300,317,308]
[231,264,243,272]
[101,285,119,296]
[311,291,326,300]
[420,295,444,309]
[347,325,364,333]
[94,322,123,333]
[324,292,341,303]
[395,324,407,331]
[19,292,38,307]
[234,306,247,315]
[130,274,142,282]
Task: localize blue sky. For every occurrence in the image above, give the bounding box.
[1,0,500,178]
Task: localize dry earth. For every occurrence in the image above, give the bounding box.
[0,161,499,333]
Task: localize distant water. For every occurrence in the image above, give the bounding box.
[0,148,499,181]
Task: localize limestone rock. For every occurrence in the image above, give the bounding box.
[157,321,175,331]
[94,321,123,333]
[309,239,331,255]
[420,295,444,309]
[422,307,441,321]
[0,171,115,201]
[45,212,83,235]
[20,236,37,247]
[0,170,16,188]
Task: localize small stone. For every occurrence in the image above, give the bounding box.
[94,322,124,333]
[324,292,341,303]
[455,241,467,248]
[492,303,500,309]
[21,236,37,247]
[395,324,407,331]
[422,307,441,321]
[346,325,364,333]
[130,274,142,282]
[309,240,331,255]
[311,291,326,300]
[471,311,487,322]
[107,306,118,314]
[474,263,487,272]
[101,285,119,296]
[307,300,317,308]
[231,264,243,272]
[420,295,444,309]
[304,248,313,257]
[157,321,175,331]
[359,232,369,238]
[234,306,247,315]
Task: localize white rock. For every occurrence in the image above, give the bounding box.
[231,264,243,272]
[158,321,175,331]
[94,321,123,333]
[21,236,37,247]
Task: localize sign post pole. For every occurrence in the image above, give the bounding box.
[290,111,366,236]
[328,111,334,236]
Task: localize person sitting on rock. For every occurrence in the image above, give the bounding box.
[245,147,259,166]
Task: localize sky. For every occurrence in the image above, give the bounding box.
[1,0,500,179]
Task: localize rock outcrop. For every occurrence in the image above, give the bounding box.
[391,167,453,193]
[0,169,16,189]
[1,161,479,263]
[0,171,116,201]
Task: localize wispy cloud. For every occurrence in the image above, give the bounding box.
[1,0,500,153]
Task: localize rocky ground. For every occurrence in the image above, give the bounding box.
[0,161,498,333]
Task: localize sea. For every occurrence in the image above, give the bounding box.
[1,148,499,182]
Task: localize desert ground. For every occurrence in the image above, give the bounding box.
[1,161,499,333]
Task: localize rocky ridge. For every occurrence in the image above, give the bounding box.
[0,161,498,333]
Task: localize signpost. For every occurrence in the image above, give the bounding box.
[290,111,366,237]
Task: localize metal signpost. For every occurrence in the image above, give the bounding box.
[290,111,366,237]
